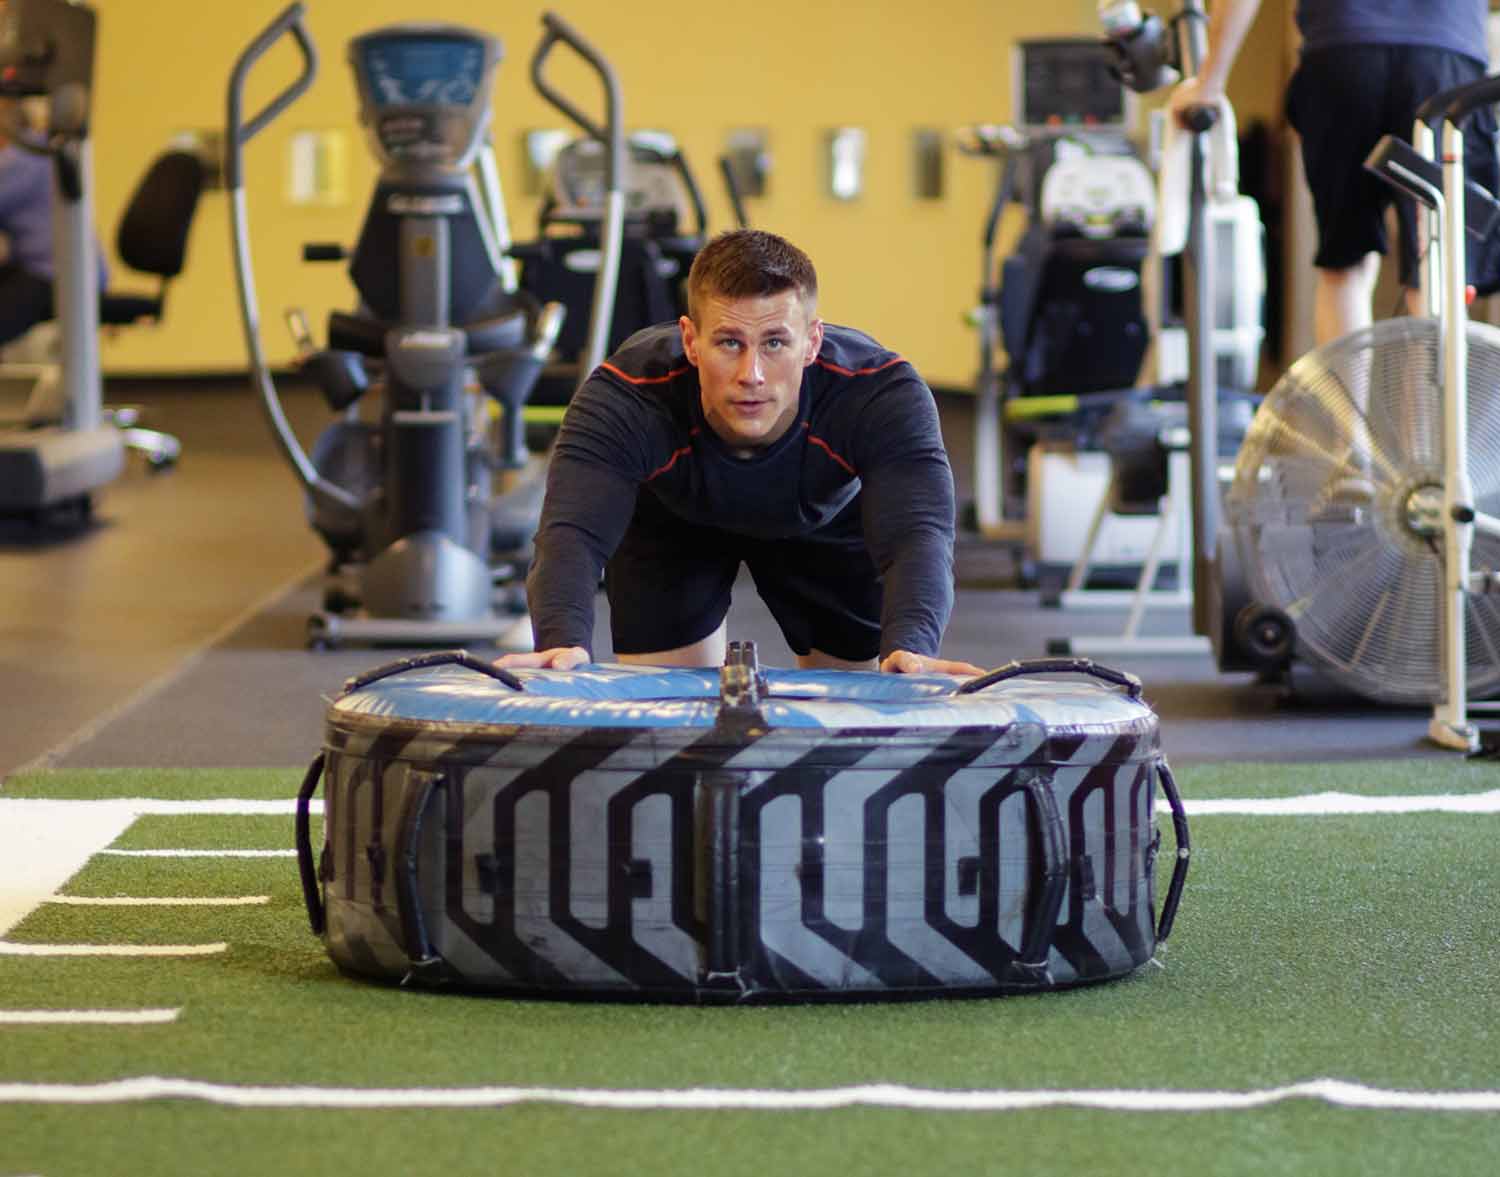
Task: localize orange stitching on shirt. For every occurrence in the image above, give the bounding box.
[600,361,691,385]
[813,355,905,378]
[644,428,700,482]
[803,422,856,475]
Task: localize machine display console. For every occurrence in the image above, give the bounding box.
[349,27,500,169]
[0,0,96,99]
[1014,38,1131,133]
[550,134,690,229]
[358,34,486,109]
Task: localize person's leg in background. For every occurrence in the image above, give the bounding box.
[1314,253,1382,347]
[0,263,53,348]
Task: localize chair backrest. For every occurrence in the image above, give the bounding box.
[115,150,206,280]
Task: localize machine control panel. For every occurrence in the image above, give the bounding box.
[349,26,502,170]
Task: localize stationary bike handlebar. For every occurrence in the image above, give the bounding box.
[225,2,318,192]
[955,123,1028,159]
[1414,71,1500,126]
[1178,103,1218,134]
[955,125,1024,254]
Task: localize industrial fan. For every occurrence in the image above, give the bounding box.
[1225,315,1500,705]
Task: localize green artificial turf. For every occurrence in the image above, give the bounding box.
[0,767,303,801]
[106,814,317,852]
[5,759,1494,805]
[1,765,1496,1176]
[5,1102,1496,1177]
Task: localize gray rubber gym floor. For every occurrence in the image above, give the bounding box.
[0,379,1465,780]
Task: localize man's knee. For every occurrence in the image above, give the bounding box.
[1318,254,1380,289]
[796,648,878,671]
[615,622,728,668]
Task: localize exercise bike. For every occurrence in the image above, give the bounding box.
[1234,76,1500,751]
[227,6,623,649]
[1099,1,1500,751]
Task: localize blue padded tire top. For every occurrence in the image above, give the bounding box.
[330,661,1156,732]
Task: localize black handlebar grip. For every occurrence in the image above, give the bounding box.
[1415,71,1500,124]
[1182,104,1219,134]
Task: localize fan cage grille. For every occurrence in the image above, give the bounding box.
[1226,317,1500,705]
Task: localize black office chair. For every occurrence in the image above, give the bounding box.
[99,149,207,468]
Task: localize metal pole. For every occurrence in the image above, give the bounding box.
[1412,122,1441,318]
[51,137,101,431]
[1432,119,1474,749]
[1178,1,1218,637]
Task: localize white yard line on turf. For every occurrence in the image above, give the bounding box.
[1175,789,1500,815]
[0,1076,1494,1113]
[99,850,294,858]
[1,791,1496,942]
[0,1009,180,1025]
[0,798,323,937]
[45,896,269,906]
[0,802,141,938]
[12,791,1500,822]
[74,800,323,815]
[0,942,226,957]
[0,799,296,938]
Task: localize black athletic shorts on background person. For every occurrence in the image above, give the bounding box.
[1285,45,1500,288]
[604,489,884,662]
[0,266,54,347]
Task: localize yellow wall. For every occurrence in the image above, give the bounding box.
[93,0,1293,387]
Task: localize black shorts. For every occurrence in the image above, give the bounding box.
[0,266,53,348]
[1285,45,1500,287]
[604,489,883,661]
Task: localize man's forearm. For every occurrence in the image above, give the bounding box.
[878,527,955,658]
[526,523,606,654]
[524,450,640,655]
[859,450,958,659]
[1199,0,1264,96]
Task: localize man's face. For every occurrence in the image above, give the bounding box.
[680,289,823,453]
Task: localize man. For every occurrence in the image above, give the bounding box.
[499,229,982,677]
[1169,0,1496,346]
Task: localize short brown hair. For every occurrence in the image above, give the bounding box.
[686,229,818,322]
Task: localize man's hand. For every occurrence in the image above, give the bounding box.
[495,646,590,671]
[1165,76,1222,129]
[1164,0,1261,129]
[880,650,986,677]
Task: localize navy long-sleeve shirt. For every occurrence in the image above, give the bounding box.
[527,322,957,659]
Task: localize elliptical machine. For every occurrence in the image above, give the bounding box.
[0,0,122,522]
[515,130,710,408]
[958,36,1157,551]
[227,6,622,649]
[1032,0,1270,664]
